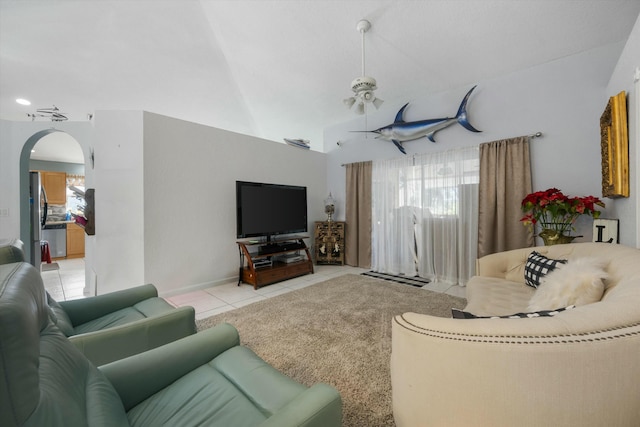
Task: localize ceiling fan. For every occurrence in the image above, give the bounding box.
[343,19,383,115]
[27,105,68,122]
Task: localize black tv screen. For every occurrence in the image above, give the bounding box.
[236,181,308,238]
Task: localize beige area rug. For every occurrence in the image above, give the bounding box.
[196,274,466,427]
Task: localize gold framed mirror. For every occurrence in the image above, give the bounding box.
[600,91,629,198]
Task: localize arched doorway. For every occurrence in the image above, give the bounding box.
[20,130,88,298]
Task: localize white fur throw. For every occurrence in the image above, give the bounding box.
[527,258,608,312]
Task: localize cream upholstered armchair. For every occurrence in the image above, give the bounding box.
[391,242,640,427]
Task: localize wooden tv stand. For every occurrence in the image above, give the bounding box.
[236,236,314,289]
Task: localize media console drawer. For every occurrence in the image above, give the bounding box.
[249,262,311,286]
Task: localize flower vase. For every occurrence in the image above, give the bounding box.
[538,229,576,246]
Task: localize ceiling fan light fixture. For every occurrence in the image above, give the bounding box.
[356,102,365,115]
[343,97,356,108]
[362,90,374,101]
[372,97,384,109]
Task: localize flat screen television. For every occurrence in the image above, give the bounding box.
[236,181,308,239]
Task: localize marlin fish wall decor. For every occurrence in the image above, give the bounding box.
[368,85,481,154]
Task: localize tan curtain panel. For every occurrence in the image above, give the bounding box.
[478,137,533,257]
[345,161,372,268]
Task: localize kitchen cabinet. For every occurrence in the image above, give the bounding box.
[66,223,85,258]
[41,171,67,205]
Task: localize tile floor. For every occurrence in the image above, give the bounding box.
[41,258,87,302]
[42,258,467,320]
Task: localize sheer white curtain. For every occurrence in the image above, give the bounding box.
[372,146,479,285]
[372,156,416,276]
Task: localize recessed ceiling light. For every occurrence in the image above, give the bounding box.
[16,98,31,106]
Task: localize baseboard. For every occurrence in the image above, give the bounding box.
[159,274,238,298]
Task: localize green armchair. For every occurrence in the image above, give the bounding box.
[48,283,197,365]
[0,238,196,365]
[0,262,343,427]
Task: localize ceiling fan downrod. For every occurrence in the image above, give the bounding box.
[344,19,383,115]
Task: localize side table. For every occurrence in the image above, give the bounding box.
[314,221,345,265]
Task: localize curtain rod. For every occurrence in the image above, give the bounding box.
[340,132,543,166]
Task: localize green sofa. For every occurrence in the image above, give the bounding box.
[0,239,197,366]
[0,262,343,427]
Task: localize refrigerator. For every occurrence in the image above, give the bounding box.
[29,171,48,267]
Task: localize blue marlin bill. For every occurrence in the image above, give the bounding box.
[364,85,481,154]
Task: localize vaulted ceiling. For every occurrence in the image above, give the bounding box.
[1,0,639,155]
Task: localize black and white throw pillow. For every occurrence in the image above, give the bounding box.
[451,305,575,319]
[523,251,567,288]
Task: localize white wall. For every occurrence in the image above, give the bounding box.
[606,13,640,248]
[0,120,17,236]
[142,112,327,295]
[92,111,145,294]
[324,42,627,243]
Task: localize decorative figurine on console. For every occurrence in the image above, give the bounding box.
[324,193,335,223]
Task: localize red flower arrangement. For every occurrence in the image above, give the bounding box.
[520,188,605,235]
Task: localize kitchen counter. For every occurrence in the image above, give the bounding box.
[43,223,66,230]
[43,220,76,229]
